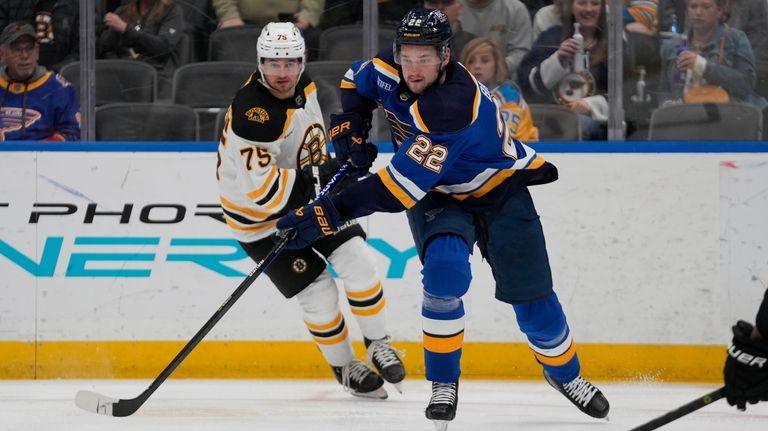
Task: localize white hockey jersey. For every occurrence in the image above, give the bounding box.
[216,73,328,243]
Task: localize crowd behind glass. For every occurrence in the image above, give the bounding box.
[1,0,766,141]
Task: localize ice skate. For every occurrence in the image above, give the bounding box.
[332,359,387,399]
[544,371,610,419]
[425,381,458,431]
[365,336,406,393]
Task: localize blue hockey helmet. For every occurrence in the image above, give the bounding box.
[394,8,452,63]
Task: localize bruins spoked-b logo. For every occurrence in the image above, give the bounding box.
[297,123,327,166]
[245,106,269,124]
[291,257,308,273]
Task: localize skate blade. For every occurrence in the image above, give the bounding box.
[432,420,450,431]
[391,381,403,394]
[351,386,388,400]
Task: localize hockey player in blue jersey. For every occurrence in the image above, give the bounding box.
[277,8,610,429]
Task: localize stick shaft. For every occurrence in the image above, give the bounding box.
[628,387,726,431]
[100,164,350,416]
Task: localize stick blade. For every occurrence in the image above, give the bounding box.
[75,390,120,416]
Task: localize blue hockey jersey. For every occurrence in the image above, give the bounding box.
[330,48,556,219]
[0,66,80,141]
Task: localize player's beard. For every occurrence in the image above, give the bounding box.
[265,74,298,98]
[404,65,443,94]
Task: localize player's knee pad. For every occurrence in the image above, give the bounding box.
[295,270,340,323]
[423,291,462,313]
[422,235,472,299]
[513,292,568,340]
[326,236,378,291]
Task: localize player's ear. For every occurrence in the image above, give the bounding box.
[442,47,451,66]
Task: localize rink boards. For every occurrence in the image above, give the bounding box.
[1,142,768,382]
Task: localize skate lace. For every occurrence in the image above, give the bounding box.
[563,376,598,407]
[341,360,371,392]
[430,382,457,405]
[366,337,404,369]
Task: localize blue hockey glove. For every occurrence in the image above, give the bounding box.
[724,320,768,410]
[328,112,377,177]
[276,195,342,249]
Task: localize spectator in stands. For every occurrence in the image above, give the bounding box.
[0,22,80,141]
[423,0,476,58]
[461,36,539,141]
[459,0,533,80]
[97,0,184,99]
[1,0,80,71]
[213,0,325,30]
[517,0,608,140]
[657,0,767,111]
[533,0,562,40]
[724,0,768,62]
[624,0,658,34]
[316,0,417,29]
[534,0,657,40]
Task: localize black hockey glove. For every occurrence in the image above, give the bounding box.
[300,158,356,199]
[328,112,377,177]
[724,320,768,410]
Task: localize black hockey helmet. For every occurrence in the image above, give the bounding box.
[394,8,452,62]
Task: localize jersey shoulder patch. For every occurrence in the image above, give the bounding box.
[230,81,287,143]
[412,63,479,134]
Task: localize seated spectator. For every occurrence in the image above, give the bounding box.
[533,0,562,40]
[518,0,608,140]
[0,22,80,141]
[1,0,79,71]
[459,0,533,80]
[97,0,184,99]
[724,0,768,62]
[461,36,539,141]
[316,0,416,28]
[423,0,477,57]
[624,0,658,34]
[213,0,324,30]
[535,0,656,40]
[658,0,767,111]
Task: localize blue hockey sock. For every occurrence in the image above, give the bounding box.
[513,292,580,383]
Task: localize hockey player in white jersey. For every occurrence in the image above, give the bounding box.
[215,22,405,398]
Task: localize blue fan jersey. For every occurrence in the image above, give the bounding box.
[0,70,80,141]
[331,48,555,219]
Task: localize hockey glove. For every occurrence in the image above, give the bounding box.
[301,158,341,198]
[328,112,377,177]
[724,320,768,410]
[276,195,342,249]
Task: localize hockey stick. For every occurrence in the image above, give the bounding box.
[75,163,350,417]
[627,386,726,431]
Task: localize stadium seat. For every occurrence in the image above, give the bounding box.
[317,25,396,61]
[95,103,198,141]
[756,60,768,99]
[648,102,763,140]
[214,108,229,142]
[59,60,156,105]
[171,61,257,141]
[529,104,582,141]
[208,25,262,62]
